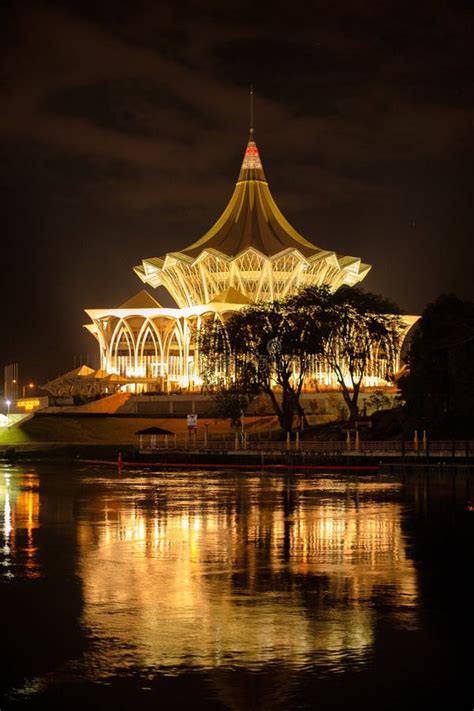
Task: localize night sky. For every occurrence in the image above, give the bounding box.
[1,0,473,386]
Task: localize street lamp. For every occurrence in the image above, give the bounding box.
[6,400,11,419]
[23,382,34,398]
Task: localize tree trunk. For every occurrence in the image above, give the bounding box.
[350,382,361,424]
[267,388,293,435]
[340,384,358,425]
[290,390,309,430]
[281,389,295,435]
[348,399,358,424]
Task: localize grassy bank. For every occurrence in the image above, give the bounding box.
[0,414,275,447]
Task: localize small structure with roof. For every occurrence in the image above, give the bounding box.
[135,425,174,450]
[41,365,131,397]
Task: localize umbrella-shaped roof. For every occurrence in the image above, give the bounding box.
[134,131,371,307]
[103,373,130,382]
[135,426,174,435]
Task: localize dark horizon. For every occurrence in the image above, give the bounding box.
[2,0,473,385]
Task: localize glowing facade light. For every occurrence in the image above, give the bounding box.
[80,133,418,395]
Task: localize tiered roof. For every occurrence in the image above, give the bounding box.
[134,131,371,307]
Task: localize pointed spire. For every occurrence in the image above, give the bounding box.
[237,92,265,183]
[250,84,254,134]
[237,86,266,182]
[238,134,267,182]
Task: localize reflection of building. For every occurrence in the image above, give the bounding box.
[77,478,418,673]
[1,471,41,580]
[0,470,421,704]
[83,131,416,393]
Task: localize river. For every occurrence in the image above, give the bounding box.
[0,464,472,709]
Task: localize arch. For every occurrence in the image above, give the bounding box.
[110,318,136,376]
[136,319,164,378]
[162,323,185,387]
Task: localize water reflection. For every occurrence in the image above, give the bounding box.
[1,470,41,580]
[1,467,471,709]
[74,475,418,674]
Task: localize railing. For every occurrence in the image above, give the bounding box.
[140,436,474,457]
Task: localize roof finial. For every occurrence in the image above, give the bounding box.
[250,84,254,134]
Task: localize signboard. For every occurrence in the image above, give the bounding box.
[15,397,49,412]
[187,413,198,429]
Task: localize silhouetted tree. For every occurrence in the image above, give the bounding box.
[399,294,474,432]
[290,286,402,423]
[198,299,327,434]
[198,286,402,431]
[212,386,249,429]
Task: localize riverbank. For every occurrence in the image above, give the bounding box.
[1,441,473,471]
[1,413,473,469]
[0,414,238,446]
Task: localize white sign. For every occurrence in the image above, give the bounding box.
[187,413,198,429]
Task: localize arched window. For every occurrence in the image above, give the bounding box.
[137,323,162,378]
[112,322,135,376]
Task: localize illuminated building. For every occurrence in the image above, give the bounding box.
[83,131,416,393]
[134,132,370,305]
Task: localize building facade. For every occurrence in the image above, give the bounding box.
[84,132,416,393]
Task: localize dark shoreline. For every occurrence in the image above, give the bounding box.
[1,442,473,472]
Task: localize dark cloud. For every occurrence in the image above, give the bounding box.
[1,0,473,384]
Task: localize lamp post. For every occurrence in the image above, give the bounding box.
[23,382,34,398]
[9,378,17,401]
[6,400,11,419]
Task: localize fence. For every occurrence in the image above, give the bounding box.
[140,435,474,458]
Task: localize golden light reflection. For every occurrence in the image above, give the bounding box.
[0,471,41,579]
[77,477,418,673]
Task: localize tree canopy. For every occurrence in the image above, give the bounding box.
[198,286,403,433]
[198,298,325,434]
[399,294,474,434]
[288,286,402,422]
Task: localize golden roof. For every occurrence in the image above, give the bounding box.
[159,132,337,260]
[134,131,371,307]
[207,286,251,305]
[119,290,162,309]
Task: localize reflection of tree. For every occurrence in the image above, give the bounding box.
[209,664,296,711]
[402,474,472,664]
[1,470,469,708]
